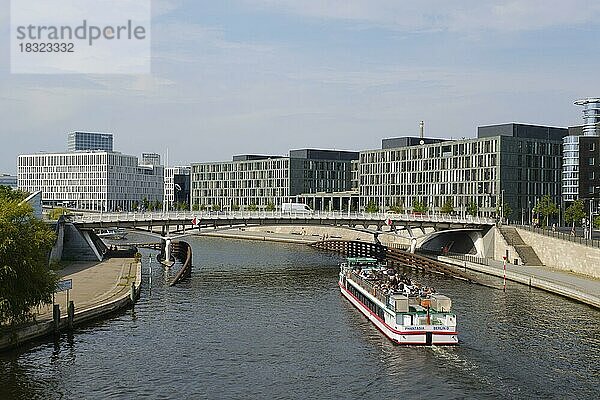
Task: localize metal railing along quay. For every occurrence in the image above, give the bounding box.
[515,225,600,249]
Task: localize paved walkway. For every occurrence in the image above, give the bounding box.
[441,256,600,309]
[36,258,137,321]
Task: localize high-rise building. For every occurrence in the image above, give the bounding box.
[562,98,600,204]
[67,131,113,152]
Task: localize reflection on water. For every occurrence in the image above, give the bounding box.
[1,237,598,399]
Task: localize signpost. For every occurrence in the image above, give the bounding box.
[56,279,73,309]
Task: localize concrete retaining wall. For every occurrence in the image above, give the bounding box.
[492,226,522,265]
[242,225,413,246]
[440,256,600,309]
[516,228,600,279]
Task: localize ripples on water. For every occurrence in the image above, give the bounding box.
[1,237,598,399]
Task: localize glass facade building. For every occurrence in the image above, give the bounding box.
[67,132,113,152]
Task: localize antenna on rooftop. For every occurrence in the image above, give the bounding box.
[419,121,424,139]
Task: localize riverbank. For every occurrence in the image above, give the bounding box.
[439,256,600,309]
[0,257,142,352]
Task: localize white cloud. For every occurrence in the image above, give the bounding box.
[242,0,600,32]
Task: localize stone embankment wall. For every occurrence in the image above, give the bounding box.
[487,226,522,265]
[516,228,600,278]
[242,225,414,246]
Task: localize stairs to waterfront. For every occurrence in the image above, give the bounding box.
[499,226,543,266]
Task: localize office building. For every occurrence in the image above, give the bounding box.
[190,149,358,209]
[0,173,17,189]
[67,131,113,152]
[562,98,600,203]
[18,134,163,211]
[359,124,567,220]
[141,153,161,166]
[164,166,191,210]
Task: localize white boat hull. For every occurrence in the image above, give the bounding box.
[339,281,458,345]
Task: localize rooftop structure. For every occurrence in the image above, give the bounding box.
[67,131,113,152]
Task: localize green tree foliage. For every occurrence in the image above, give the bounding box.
[191,203,200,211]
[365,201,379,213]
[265,202,276,211]
[0,186,28,202]
[412,199,428,213]
[466,201,478,216]
[389,201,404,213]
[595,215,600,230]
[496,202,512,220]
[440,199,454,214]
[142,197,150,211]
[565,199,586,227]
[212,204,222,212]
[533,195,559,227]
[200,204,207,211]
[231,204,240,211]
[246,204,258,211]
[0,195,57,326]
[47,207,70,220]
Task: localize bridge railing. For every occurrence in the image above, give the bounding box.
[70,210,496,225]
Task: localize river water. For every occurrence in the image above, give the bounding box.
[1,237,598,399]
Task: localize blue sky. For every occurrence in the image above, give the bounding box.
[1,0,599,173]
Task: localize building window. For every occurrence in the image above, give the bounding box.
[591,143,596,151]
[590,157,595,166]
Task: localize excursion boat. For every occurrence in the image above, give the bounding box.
[339,257,458,345]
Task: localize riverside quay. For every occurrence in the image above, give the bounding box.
[190,123,566,220]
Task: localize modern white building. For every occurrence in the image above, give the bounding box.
[17,151,163,211]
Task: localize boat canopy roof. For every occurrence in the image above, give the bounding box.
[346,257,378,265]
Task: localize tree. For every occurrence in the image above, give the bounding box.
[533,195,559,227]
[231,204,240,211]
[191,203,200,211]
[565,199,586,228]
[595,215,600,230]
[142,197,150,211]
[440,199,454,214]
[47,207,69,220]
[466,201,478,217]
[200,204,207,211]
[0,186,28,202]
[0,195,58,327]
[412,199,428,213]
[365,201,379,213]
[212,204,221,212]
[389,201,404,213]
[247,204,258,211]
[180,202,189,211]
[496,202,512,220]
[265,202,276,211]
